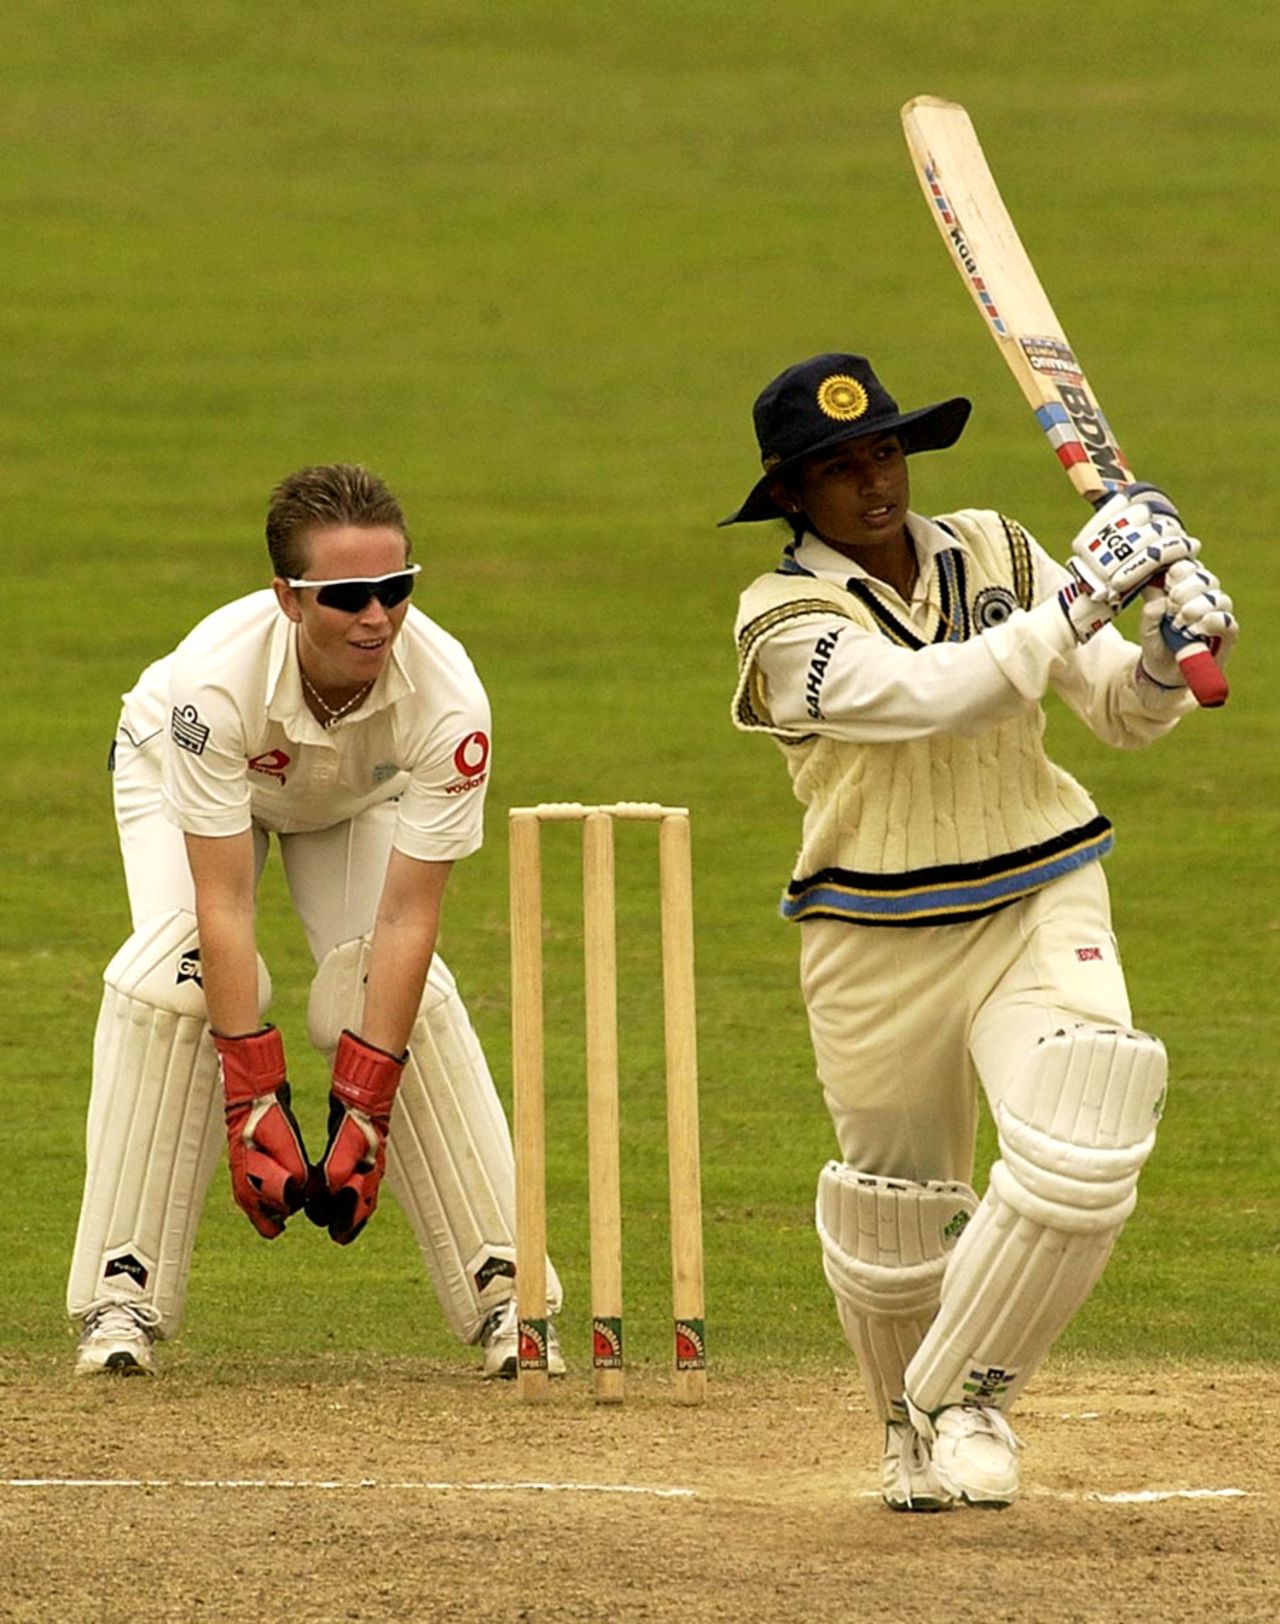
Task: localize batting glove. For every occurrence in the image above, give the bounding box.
[215,1026,311,1239]
[1138,560,1238,688]
[1058,490,1200,643]
[305,1030,406,1245]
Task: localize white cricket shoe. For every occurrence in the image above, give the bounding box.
[880,1419,956,1512]
[75,1304,158,1376]
[930,1405,1021,1508]
[480,1298,566,1380]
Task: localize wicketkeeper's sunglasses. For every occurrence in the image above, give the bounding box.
[285,564,421,613]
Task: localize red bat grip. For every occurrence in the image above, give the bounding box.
[1158,615,1229,708]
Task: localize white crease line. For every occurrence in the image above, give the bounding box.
[857,1487,1250,1504]
[1085,1488,1248,1504]
[6,1479,1250,1505]
[3,1477,696,1499]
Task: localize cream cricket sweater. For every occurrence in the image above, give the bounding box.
[732,510,1114,925]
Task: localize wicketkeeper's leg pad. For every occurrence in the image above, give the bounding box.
[67,909,272,1334]
[905,1023,1166,1426]
[308,938,562,1342]
[816,1164,978,1421]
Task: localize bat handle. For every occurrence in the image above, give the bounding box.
[1158,614,1229,708]
[1098,484,1230,710]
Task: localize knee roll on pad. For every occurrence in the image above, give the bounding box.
[905,1024,1166,1424]
[816,1164,978,1420]
[105,906,272,1017]
[308,937,562,1341]
[992,1025,1163,1232]
[68,909,272,1333]
[307,935,368,1055]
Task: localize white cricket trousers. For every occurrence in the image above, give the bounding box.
[798,862,1133,1183]
[113,731,394,955]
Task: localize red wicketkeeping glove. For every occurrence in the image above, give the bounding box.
[214,1026,311,1239]
[305,1030,406,1245]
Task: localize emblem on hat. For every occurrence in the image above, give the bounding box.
[816,374,869,422]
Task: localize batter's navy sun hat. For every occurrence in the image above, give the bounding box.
[719,352,972,526]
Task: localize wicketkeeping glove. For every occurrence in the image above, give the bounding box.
[214,1025,311,1239]
[305,1030,406,1245]
[1057,489,1200,644]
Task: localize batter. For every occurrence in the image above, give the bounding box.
[724,354,1236,1509]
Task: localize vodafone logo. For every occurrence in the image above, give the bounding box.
[453,731,490,779]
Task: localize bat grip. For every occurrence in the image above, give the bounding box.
[1156,600,1229,708]
[1095,485,1229,710]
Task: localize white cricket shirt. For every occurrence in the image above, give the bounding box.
[119,591,491,862]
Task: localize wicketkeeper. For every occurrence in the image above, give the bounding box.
[70,463,564,1378]
[724,354,1237,1509]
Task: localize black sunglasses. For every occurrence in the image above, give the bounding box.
[286,564,421,613]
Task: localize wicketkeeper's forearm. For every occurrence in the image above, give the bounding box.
[192,898,263,1036]
[358,915,437,1055]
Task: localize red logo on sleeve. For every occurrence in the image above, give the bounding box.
[453,731,490,778]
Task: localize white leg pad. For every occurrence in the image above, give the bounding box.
[308,939,562,1342]
[816,1164,978,1420]
[905,1024,1166,1424]
[67,909,271,1335]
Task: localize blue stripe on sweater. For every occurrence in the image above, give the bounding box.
[781,827,1114,926]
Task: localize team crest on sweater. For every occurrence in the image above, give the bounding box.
[972,584,1019,627]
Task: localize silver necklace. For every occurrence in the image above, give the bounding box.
[300,665,374,727]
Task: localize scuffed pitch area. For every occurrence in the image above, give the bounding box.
[1,1360,1274,1622]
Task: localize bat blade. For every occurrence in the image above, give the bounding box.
[900,95,1227,707]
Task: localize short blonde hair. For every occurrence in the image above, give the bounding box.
[265,464,410,578]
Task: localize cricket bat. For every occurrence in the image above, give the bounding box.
[900,95,1228,708]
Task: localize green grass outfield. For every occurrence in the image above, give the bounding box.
[2,1,1276,1381]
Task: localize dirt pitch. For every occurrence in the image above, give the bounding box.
[1,1359,1273,1623]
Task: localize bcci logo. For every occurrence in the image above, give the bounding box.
[816,374,869,422]
[973,585,1018,628]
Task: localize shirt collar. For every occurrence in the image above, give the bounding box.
[265,614,417,738]
[788,512,967,590]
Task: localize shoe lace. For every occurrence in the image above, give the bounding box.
[962,1405,1022,1451]
[886,1421,928,1502]
[479,1299,517,1347]
[87,1302,160,1337]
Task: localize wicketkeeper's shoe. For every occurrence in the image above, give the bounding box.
[479,1298,566,1381]
[929,1405,1021,1509]
[75,1304,158,1376]
[880,1419,956,1512]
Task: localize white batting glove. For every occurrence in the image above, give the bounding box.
[1138,559,1238,688]
[1057,491,1200,644]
